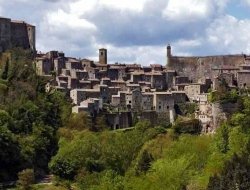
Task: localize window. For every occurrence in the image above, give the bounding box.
[129,101,131,103]
[159,106,161,109]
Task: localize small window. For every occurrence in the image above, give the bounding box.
[159,106,161,109]
[129,101,131,103]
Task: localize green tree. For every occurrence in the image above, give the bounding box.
[214,124,230,154]
[207,154,250,190]
[67,112,91,131]
[173,118,202,135]
[135,150,154,175]
[0,126,21,181]
[1,58,9,80]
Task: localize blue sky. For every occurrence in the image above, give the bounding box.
[0,0,250,65]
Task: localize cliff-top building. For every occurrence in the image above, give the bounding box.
[0,17,35,52]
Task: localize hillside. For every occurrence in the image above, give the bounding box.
[1,49,250,190]
[0,48,71,183]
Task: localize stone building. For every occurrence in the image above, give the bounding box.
[167,45,245,82]
[35,57,52,76]
[99,48,107,65]
[237,71,250,88]
[153,92,174,113]
[184,82,210,102]
[0,17,35,52]
[70,89,100,105]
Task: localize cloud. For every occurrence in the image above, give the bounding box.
[163,0,228,21]
[242,0,250,6]
[0,0,250,65]
[37,9,97,57]
[84,0,212,48]
[99,0,147,11]
[205,15,250,54]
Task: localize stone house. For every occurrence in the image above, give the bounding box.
[54,57,65,75]
[66,59,82,70]
[184,83,209,102]
[153,92,174,113]
[72,98,100,117]
[237,70,250,88]
[35,57,51,76]
[141,93,154,110]
[70,89,100,105]
[131,89,142,112]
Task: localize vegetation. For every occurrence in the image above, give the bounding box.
[1,49,250,189]
[17,169,35,190]
[0,49,71,182]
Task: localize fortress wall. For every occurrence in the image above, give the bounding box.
[167,55,245,82]
[0,18,11,52]
[0,17,35,52]
[11,22,30,49]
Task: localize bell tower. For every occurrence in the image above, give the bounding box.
[166,44,171,66]
[99,48,107,65]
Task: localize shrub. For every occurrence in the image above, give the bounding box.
[17,169,35,190]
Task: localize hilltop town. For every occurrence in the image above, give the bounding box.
[1,16,250,133]
[35,45,250,133]
[2,14,250,190]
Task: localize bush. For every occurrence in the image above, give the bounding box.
[17,169,35,190]
[173,118,202,135]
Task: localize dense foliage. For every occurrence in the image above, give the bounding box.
[49,96,250,189]
[1,49,250,189]
[0,49,71,182]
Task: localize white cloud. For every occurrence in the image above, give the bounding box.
[174,39,202,48]
[99,0,147,11]
[163,0,228,21]
[70,0,98,16]
[46,9,96,30]
[1,0,250,64]
[163,0,211,21]
[206,15,250,54]
[242,0,250,6]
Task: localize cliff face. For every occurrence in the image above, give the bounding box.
[167,55,245,82]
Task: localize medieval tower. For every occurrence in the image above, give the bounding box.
[166,44,171,65]
[99,48,107,65]
[0,17,36,53]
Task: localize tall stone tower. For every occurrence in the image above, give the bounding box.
[99,48,107,65]
[0,17,11,52]
[0,17,36,53]
[26,24,36,53]
[166,44,171,66]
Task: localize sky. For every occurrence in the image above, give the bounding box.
[0,0,250,65]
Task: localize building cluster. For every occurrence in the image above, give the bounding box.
[2,17,250,132]
[0,17,36,53]
[35,46,250,132]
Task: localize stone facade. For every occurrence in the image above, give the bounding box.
[0,17,35,52]
[37,46,250,131]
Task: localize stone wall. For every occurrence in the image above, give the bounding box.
[0,17,35,52]
[0,17,11,52]
[212,102,239,128]
[167,55,245,82]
